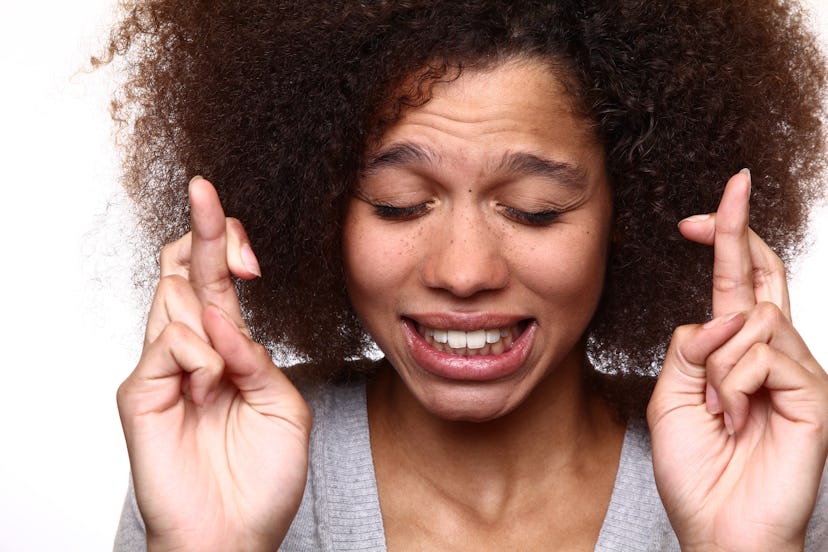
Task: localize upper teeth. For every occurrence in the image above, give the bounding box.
[429,328,509,350]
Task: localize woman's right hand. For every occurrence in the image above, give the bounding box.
[117,177,311,552]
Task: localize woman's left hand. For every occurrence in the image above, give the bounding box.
[648,170,828,551]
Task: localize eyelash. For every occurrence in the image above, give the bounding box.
[502,206,562,226]
[370,202,562,226]
[372,202,431,220]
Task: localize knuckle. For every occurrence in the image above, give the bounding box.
[156,273,190,294]
[753,301,785,328]
[666,324,707,368]
[711,272,748,293]
[159,234,192,271]
[745,341,772,365]
[667,325,693,357]
[196,277,237,297]
[671,324,694,343]
[705,350,730,383]
[150,275,194,311]
[157,320,193,346]
[718,375,739,399]
[116,379,132,409]
[250,341,272,362]
[715,218,742,235]
[198,353,225,377]
[751,265,774,288]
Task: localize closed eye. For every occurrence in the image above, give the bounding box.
[501,206,561,226]
[372,202,432,221]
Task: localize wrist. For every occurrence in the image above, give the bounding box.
[679,537,804,552]
[148,532,282,552]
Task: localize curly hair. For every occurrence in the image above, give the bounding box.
[98,0,827,410]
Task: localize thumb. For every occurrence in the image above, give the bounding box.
[653,313,746,405]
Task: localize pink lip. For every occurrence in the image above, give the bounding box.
[403,318,537,382]
[406,312,525,331]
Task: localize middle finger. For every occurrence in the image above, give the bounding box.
[711,169,756,318]
[187,177,246,326]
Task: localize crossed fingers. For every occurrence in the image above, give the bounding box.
[148,177,261,342]
[132,177,265,412]
[677,169,823,432]
[679,169,791,319]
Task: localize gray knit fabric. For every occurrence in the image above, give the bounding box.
[281,378,386,551]
[114,376,828,551]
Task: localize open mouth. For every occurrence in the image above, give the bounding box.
[414,321,528,357]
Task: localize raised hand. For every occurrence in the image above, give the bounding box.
[117,177,311,552]
[648,170,828,551]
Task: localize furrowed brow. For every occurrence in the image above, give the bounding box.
[498,151,588,190]
[363,143,438,175]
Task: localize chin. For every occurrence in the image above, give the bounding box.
[411,380,529,423]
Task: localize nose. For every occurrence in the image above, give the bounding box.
[419,207,509,297]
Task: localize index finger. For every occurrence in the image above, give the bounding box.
[188,177,246,326]
[711,169,755,318]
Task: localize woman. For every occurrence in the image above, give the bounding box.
[109,0,828,549]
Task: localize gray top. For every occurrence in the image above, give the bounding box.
[115,376,828,551]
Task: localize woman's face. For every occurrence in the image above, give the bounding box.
[343,58,612,421]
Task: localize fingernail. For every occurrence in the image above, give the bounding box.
[705,383,722,415]
[203,389,217,406]
[703,311,741,329]
[679,213,712,225]
[189,175,204,185]
[724,412,735,436]
[240,243,262,277]
[739,168,752,193]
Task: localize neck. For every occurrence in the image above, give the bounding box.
[367,350,625,510]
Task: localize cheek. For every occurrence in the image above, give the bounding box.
[515,225,610,307]
[342,207,417,314]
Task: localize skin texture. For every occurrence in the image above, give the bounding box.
[99,1,827,412]
[345,61,623,548]
[101,0,828,549]
[649,170,828,551]
[344,59,612,421]
[117,179,311,552]
[116,60,828,550]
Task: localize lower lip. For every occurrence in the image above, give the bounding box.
[403,319,537,382]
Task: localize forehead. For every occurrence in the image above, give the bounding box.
[369,57,600,152]
[365,57,604,178]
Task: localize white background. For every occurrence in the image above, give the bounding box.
[1,2,826,550]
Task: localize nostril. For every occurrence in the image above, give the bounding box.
[417,213,509,296]
[419,253,509,297]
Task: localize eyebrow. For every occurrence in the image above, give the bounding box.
[363,143,439,175]
[497,151,588,190]
[363,142,588,189]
